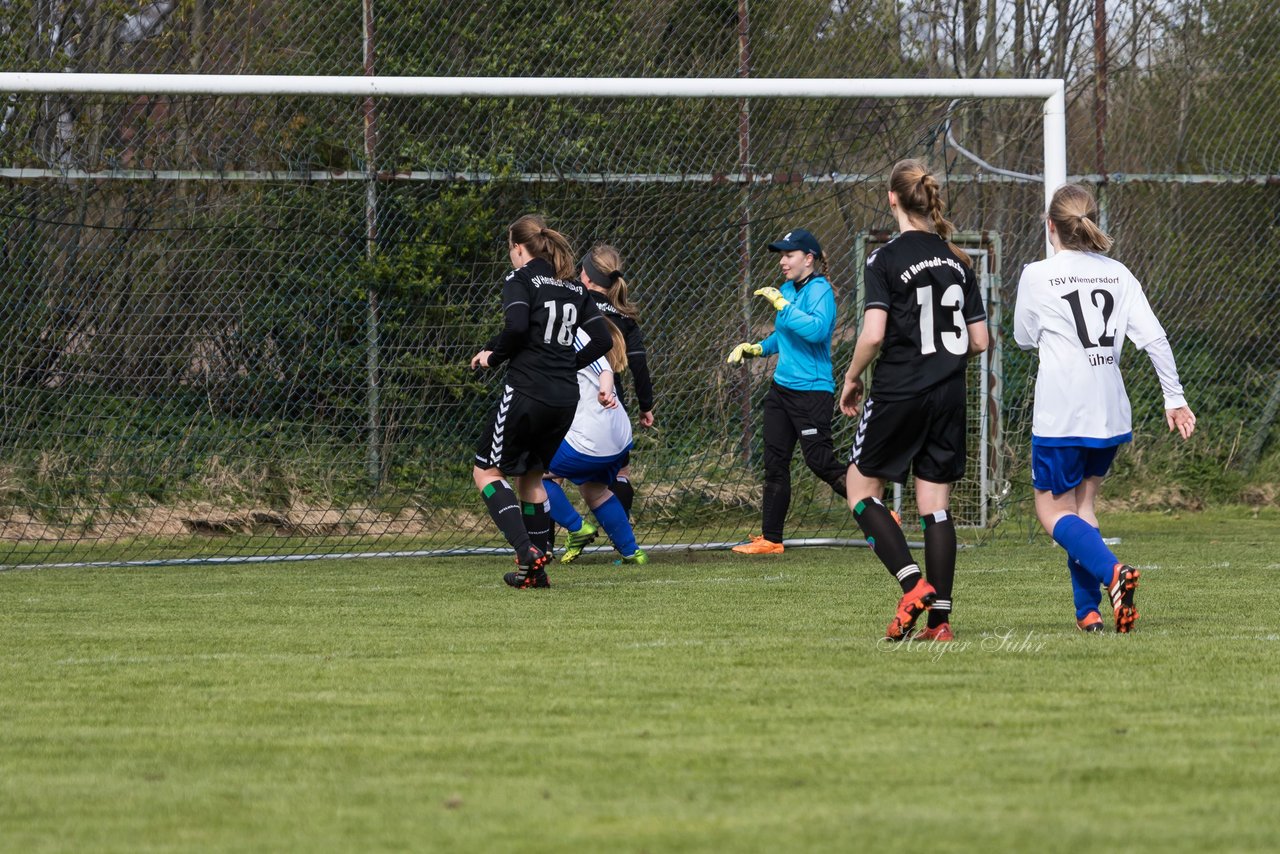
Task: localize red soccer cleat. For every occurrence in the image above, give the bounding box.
[886,578,937,641]
[915,622,955,642]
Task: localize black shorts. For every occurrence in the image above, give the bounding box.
[847,374,967,484]
[473,385,576,477]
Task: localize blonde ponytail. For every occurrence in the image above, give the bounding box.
[1048,184,1113,253]
[604,319,628,373]
[582,244,640,320]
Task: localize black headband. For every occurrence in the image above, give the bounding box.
[581,253,623,288]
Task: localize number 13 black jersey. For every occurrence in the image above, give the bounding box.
[864,231,985,400]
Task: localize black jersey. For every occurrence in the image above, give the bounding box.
[486,257,611,407]
[863,231,986,400]
[590,295,655,413]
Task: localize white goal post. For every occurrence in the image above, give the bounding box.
[0,72,1067,217]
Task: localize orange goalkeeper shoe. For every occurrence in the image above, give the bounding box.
[731,535,784,555]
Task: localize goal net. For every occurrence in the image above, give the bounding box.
[0,74,1063,568]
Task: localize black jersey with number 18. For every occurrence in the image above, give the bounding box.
[863,231,986,400]
[486,257,609,407]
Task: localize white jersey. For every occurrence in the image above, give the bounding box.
[1014,250,1171,446]
[565,331,633,458]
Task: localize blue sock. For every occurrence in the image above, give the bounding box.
[1052,515,1118,588]
[1068,556,1103,620]
[591,495,638,557]
[544,480,584,532]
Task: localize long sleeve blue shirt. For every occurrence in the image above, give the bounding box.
[757,274,838,393]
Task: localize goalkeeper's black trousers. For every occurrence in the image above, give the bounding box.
[760,382,848,544]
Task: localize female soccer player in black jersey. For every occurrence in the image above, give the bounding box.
[470,215,612,589]
[552,243,657,564]
[840,160,989,641]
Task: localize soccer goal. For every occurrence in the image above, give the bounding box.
[0,73,1065,568]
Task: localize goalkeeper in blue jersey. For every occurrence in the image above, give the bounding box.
[727,228,848,554]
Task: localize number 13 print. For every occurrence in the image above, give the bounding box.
[916,284,970,356]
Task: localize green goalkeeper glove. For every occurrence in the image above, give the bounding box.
[753,286,790,311]
[727,342,764,364]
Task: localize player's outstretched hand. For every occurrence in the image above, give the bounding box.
[753,286,790,311]
[470,349,493,369]
[1166,405,1196,439]
[839,376,864,417]
[727,342,764,364]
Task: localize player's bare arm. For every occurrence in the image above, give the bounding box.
[598,369,618,409]
[966,319,989,357]
[840,308,887,416]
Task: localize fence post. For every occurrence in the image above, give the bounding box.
[363,0,382,491]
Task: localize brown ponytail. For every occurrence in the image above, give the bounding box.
[889,158,970,266]
[508,214,576,280]
[1048,183,1113,253]
[583,243,640,320]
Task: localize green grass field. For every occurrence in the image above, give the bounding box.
[2,509,1278,852]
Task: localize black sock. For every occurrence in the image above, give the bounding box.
[853,497,919,592]
[761,476,790,544]
[922,510,956,628]
[612,477,634,517]
[522,500,553,554]
[481,480,533,555]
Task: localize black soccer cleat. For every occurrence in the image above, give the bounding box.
[504,546,551,589]
[1108,564,1140,633]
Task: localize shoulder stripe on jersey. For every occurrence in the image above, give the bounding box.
[504,300,529,310]
[572,327,607,376]
[865,301,890,310]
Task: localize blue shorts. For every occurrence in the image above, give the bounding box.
[1031,441,1119,496]
[548,442,632,486]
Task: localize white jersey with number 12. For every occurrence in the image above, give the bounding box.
[1014,249,1166,447]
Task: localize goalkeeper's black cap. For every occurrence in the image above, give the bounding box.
[767,228,822,257]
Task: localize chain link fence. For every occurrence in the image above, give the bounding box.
[1,1,1277,567]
